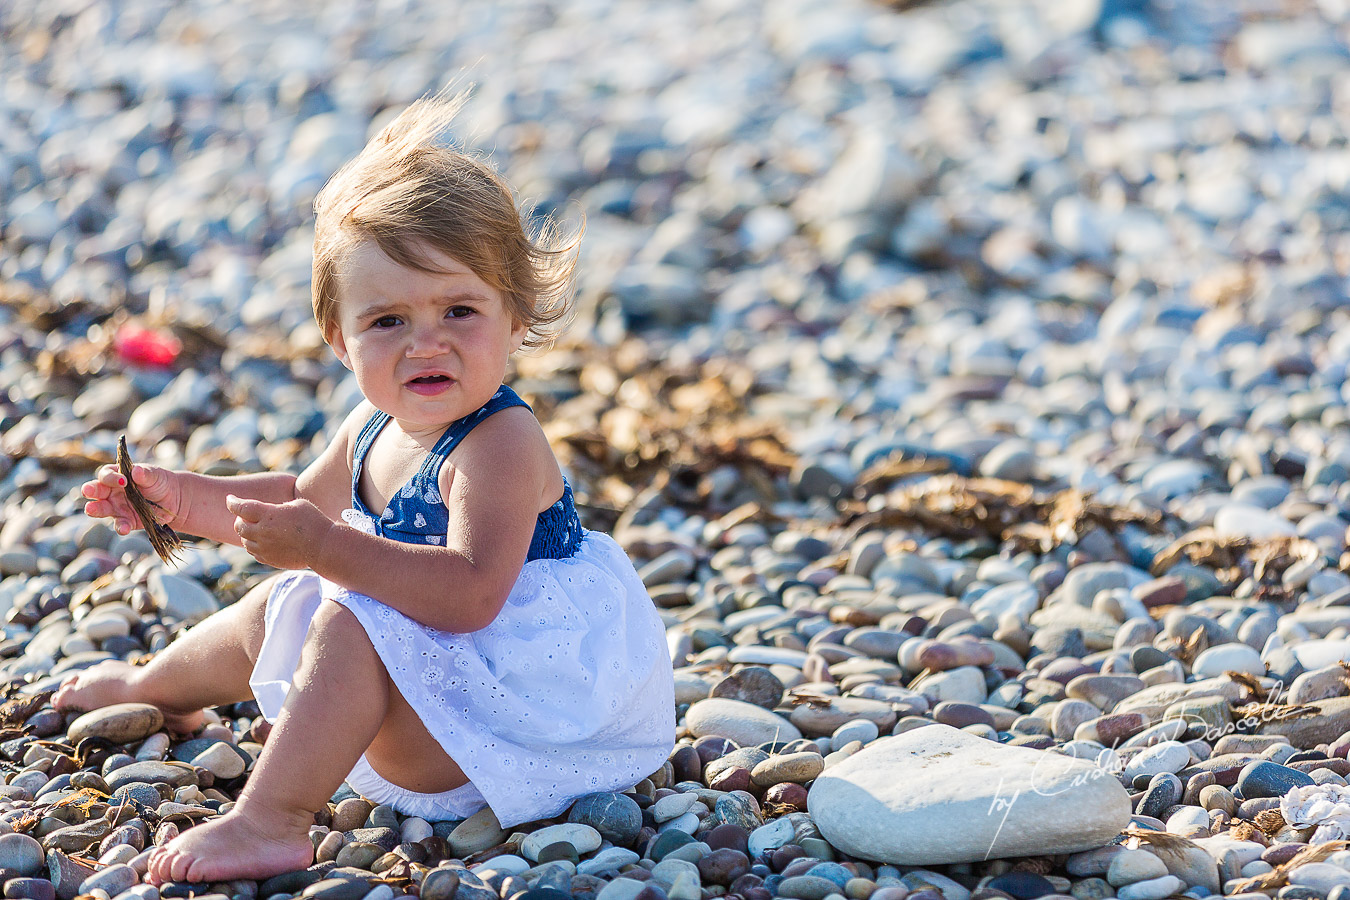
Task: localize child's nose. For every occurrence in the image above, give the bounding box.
[407,325,452,356]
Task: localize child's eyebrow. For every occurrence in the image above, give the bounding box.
[352,300,401,318]
[436,290,493,304]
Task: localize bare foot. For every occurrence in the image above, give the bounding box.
[147,803,314,883]
[53,661,205,734]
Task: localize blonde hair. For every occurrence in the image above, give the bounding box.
[311,91,580,349]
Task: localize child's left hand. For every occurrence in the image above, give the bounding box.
[226,495,333,570]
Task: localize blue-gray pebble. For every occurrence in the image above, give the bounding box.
[1236,761,1314,800]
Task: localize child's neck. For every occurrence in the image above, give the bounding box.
[385,415,457,451]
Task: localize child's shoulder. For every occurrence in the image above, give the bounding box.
[438,402,560,506]
[453,402,551,466]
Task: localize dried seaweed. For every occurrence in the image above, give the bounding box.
[1169,626,1209,666]
[117,436,182,564]
[48,788,110,812]
[784,690,837,709]
[1124,827,1202,853]
[1225,839,1349,894]
[0,691,53,730]
[1226,670,1272,702]
[1151,528,1325,596]
[854,452,952,495]
[838,475,1166,550]
[1253,807,1287,835]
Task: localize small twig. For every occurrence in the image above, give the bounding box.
[117,436,183,564]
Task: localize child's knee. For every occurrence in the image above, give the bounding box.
[300,601,384,676]
[310,599,368,642]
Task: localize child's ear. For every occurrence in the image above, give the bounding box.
[328,325,353,370]
[509,317,528,352]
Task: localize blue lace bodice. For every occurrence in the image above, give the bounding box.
[349,386,584,561]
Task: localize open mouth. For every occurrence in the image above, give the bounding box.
[405,373,453,395]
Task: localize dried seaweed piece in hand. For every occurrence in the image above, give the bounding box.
[117,436,182,564]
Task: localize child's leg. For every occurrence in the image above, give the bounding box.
[53,574,277,731]
[147,599,467,884]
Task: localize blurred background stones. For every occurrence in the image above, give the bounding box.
[6,0,1350,897]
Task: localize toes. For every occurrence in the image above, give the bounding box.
[184,856,213,885]
[169,850,194,884]
[145,848,167,884]
[50,680,78,710]
[150,845,186,885]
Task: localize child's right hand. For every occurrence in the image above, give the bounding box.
[81,464,183,536]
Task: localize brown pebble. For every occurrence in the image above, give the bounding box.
[1182,771,1216,806]
[694,737,738,764]
[1290,758,1350,776]
[697,848,751,886]
[771,845,807,871]
[1094,713,1151,744]
[331,797,374,833]
[830,605,881,626]
[872,889,910,900]
[1198,782,1236,820]
[764,782,808,811]
[932,701,994,729]
[1133,576,1188,608]
[670,745,702,783]
[710,766,753,793]
[750,752,824,787]
[916,639,994,671]
[706,823,749,854]
[315,830,345,863]
[1262,843,1305,865]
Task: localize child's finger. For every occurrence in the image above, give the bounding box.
[239,537,264,562]
[96,467,127,489]
[81,480,109,500]
[225,495,264,522]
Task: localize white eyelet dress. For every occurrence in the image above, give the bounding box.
[248,386,676,826]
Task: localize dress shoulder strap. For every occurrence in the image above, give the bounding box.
[418,386,532,477]
[351,408,391,494]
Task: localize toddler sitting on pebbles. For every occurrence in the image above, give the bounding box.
[61,92,675,884]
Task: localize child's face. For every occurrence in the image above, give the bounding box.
[328,241,527,435]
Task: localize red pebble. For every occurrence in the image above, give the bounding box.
[113,323,181,368]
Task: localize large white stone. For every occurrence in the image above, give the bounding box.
[1122,741,1191,782]
[520,823,601,861]
[685,698,802,746]
[808,725,1130,864]
[147,570,220,625]
[1191,643,1264,679]
[1213,504,1296,539]
[725,646,809,668]
[1291,639,1350,670]
[911,665,987,704]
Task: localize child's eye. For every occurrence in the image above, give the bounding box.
[373,315,401,328]
[447,306,475,319]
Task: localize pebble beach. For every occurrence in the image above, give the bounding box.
[7,0,1350,900]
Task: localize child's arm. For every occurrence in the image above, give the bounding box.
[82,463,297,546]
[228,408,553,633]
[82,403,368,546]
